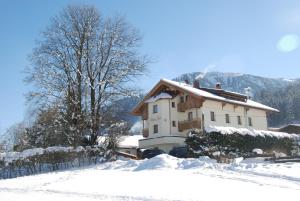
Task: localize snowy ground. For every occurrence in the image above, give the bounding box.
[0,154,300,201]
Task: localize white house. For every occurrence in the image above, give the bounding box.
[132,78,279,153]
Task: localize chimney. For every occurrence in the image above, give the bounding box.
[193,80,200,89]
[215,82,221,89]
[184,79,189,84]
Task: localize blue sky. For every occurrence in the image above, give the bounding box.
[0,0,300,133]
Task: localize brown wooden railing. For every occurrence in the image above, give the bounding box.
[143,128,149,138]
[178,118,201,132]
[177,96,203,112]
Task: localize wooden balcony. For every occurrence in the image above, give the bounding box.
[178,118,201,132]
[143,128,149,138]
[177,96,203,112]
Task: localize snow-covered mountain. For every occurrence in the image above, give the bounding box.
[173,71,295,97]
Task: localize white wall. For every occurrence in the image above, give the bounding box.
[201,99,268,130]
[147,99,171,137]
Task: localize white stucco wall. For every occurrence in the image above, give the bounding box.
[147,99,171,137]
[201,99,268,130]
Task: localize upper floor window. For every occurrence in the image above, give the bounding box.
[172,121,176,127]
[210,111,216,121]
[153,104,158,113]
[188,112,193,121]
[225,114,230,123]
[180,96,184,103]
[237,116,242,125]
[153,124,158,134]
[248,117,253,127]
[171,102,176,108]
[185,95,189,101]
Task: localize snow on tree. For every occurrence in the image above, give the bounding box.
[25,5,148,146]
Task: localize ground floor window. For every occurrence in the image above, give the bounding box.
[237,116,242,125]
[153,124,158,133]
[210,111,215,121]
[225,114,230,123]
[248,117,253,126]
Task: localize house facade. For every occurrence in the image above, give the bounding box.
[132,78,279,153]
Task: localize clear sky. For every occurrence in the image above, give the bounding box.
[0,0,300,133]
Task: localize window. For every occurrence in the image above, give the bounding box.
[248,117,253,127]
[180,96,184,103]
[237,116,242,125]
[210,111,215,121]
[153,104,158,113]
[185,95,189,101]
[188,112,193,121]
[171,102,176,108]
[172,121,176,127]
[225,114,230,123]
[153,124,158,134]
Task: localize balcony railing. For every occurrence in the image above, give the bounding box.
[143,128,149,138]
[178,118,201,132]
[177,97,203,112]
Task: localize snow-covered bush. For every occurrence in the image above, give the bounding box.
[186,129,298,159]
[0,145,105,179]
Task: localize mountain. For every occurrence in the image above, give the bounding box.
[256,80,300,127]
[173,72,295,97]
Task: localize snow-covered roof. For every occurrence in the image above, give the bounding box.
[205,125,300,139]
[98,135,144,148]
[145,92,172,103]
[161,78,279,112]
[118,135,144,148]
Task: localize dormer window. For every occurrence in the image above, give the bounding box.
[153,104,158,113]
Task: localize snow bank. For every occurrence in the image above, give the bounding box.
[102,154,300,183]
[134,154,179,170]
[102,154,218,171]
[205,125,299,139]
[1,155,300,201]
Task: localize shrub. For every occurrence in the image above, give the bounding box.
[0,145,106,179]
[186,130,298,158]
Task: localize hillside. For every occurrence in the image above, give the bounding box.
[173,71,294,97]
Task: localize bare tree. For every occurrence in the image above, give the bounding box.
[25,5,148,146]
